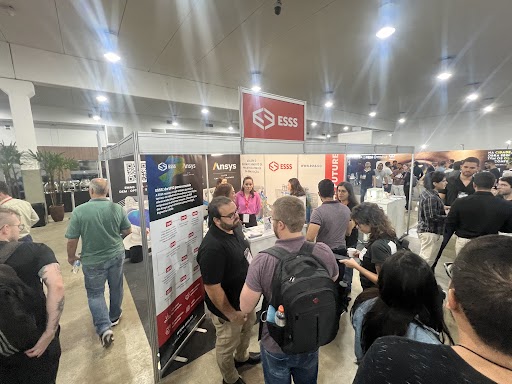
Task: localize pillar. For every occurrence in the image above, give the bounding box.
[0,79,44,204]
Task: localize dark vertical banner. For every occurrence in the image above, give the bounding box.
[207,154,241,190]
[145,154,206,372]
[107,156,149,250]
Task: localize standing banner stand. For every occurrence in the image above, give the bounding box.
[102,120,414,381]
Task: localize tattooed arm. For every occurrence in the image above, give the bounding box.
[25,263,65,358]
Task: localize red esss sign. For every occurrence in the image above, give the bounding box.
[241,90,305,141]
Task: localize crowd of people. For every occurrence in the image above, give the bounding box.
[1,157,512,384]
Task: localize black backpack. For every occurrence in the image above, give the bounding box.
[264,242,339,354]
[0,242,41,358]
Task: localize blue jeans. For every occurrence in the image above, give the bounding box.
[82,251,125,335]
[260,344,318,384]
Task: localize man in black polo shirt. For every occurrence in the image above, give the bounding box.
[440,156,479,206]
[197,197,260,384]
[445,172,512,255]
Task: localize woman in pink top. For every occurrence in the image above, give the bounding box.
[235,176,261,227]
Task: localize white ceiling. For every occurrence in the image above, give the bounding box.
[1,0,512,121]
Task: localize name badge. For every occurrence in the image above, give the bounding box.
[359,247,367,260]
[243,214,250,223]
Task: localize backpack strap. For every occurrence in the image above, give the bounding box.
[0,242,22,264]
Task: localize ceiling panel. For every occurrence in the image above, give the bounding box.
[150,0,264,77]
[117,0,194,71]
[56,0,126,60]
[0,0,63,53]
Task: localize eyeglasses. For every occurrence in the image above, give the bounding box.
[2,223,25,230]
[219,210,238,220]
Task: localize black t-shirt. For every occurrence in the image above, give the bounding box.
[197,224,251,321]
[361,169,375,188]
[360,238,396,289]
[489,168,501,181]
[353,336,497,384]
[442,175,475,206]
[1,241,58,330]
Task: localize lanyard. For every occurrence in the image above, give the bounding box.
[0,197,13,205]
[244,195,250,210]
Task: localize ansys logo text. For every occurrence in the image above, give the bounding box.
[212,162,237,171]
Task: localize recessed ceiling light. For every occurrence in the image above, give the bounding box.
[172,121,179,127]
[376,26,396,39]
[436,72,453,81]
[506,140,512,145]
[483,105,494,113]
[311,122,317,127]
[324,100,333,108]
[251,85,261,93]
[104,52,121,63]
[421,144,427,149]
[369,111,377,117]
[388,133,393,137]
[326,134,331,138]
[466,93,479,102]
[398,117,406,124]
[201,108,209,114]
[92,115,101,121]
[343,126,349,131]
[96,95,108,103]
[228,126,234,131]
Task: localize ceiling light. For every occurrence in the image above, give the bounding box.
[311,122,317,127]
[436,72,453,81]
[326,134,331,138]
[388,133,393,136]
[92,115,101,121]
[376,26,396,39]
[506,140,512,145]
[398,117,406,124]
[343,126,349,131]
[251,85,261,93]
[228,126,234,131]
[369,111,377,117]
[483,105,494,113]
[96,95,108,103]
[201,108,209,114]
[103,52,121,63]
[466,93,479,102]
[421,144,427,149]
[172,121,179,127]
[324,100,333,108]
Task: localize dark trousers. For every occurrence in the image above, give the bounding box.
[0,330,61,384]
[431,228,455,271]
[239,213,257,228]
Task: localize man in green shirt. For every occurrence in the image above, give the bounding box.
[65,178,131,348]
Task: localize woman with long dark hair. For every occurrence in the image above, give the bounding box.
[234,176,261,227]
[287,178,306,197]
[340,202,397,289]
[336,181,359,292]
[351,250,451,362]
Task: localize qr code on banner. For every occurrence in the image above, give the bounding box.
[124,161,147,184]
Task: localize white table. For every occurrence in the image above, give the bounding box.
[371,196,406,236]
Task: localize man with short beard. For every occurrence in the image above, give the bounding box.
[497,176,512,201]
[197,196,260,384]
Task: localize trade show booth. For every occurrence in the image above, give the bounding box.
[100,130,414,382]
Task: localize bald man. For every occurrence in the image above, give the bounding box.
[65,178,131,348]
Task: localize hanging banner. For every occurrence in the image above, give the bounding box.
[145,154,206,369]
[240,88,306,141]
[207,154,241,197]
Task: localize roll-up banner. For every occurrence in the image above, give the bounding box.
[107,156,149,250]
[240,88,306,142]
[145,154,207,373]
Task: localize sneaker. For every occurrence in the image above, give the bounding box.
[100,329,114,348]
[111,313,122,327]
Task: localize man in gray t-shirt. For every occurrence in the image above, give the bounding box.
[306,179,351,252]
[240,196,338,383]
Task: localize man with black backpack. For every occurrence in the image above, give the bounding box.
[0,207,65,384]
[240,196,338,384]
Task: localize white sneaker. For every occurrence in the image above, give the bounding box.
[100,329,114,348]
[111,313,122,327]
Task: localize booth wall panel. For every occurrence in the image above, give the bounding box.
[138,133,240,155]
[243,139,303,154]
[240,155,265,192]
[264,154,298,204]
[305,143,348,154]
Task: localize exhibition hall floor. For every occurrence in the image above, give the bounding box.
[31,211,456,384]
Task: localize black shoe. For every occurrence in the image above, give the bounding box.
[223,378,246,384]
[234,352,261,368]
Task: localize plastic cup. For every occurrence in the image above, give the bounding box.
[347,247,357,257]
